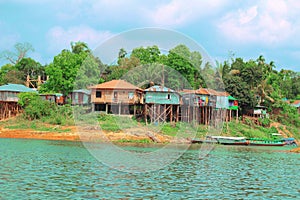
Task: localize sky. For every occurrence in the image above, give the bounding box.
[0,0,299,72]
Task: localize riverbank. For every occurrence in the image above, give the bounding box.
[0,126,173,143]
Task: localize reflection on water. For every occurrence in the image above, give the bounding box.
[0,139,299,199]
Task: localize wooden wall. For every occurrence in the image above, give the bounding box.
[91,89,142,105]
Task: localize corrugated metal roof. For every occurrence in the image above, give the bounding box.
[196,88,210,95]
[88,80,142,91]
[73,89,91,95]
[145,85,175,92]
[0,83,37,93]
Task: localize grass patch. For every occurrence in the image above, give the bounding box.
[114,138,152,144]
[97,113,138,132]
[223,121,283,139]
[2,116,71,133]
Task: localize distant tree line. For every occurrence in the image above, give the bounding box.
[1,42,300,115]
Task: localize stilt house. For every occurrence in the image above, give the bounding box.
[88,80,143,115]
[0,83,36,119]
[144,85,180,124]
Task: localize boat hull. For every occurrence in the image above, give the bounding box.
[248,143,286,146]
[220,142,249,146]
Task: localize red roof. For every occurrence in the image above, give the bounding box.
[88,80,142,91]
[180,88,230,96]
[196,88,210,95]
[291,100,300,106]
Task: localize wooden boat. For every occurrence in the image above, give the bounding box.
[191,136,218,144]
[210,136,249,145]
[247,138,286,146]
[281,138,297,146]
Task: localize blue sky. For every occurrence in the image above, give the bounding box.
[0,0,299,71]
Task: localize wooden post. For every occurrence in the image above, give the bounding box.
[105,104,108,114]
[118,103,121,115]
[37,75,41,90]
[134,105,136,116]
[145,104,148,125]
[176,105,179,122]
[164,104,166,122]
[236,109,239,122]
[170,105,173,123]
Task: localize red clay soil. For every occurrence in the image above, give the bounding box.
[0,126,172,143]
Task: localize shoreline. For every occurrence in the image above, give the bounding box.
[0,126,173,143]
[1,127,299,153]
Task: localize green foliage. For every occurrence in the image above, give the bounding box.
[270,101,300,127]
[0,64,23,84]
[18,92,53,120]
[131,45,161,64]
[223,121,278,139]
[18,92,74,125]
[40,42,101,97]
[2,117,71,133]
[258,117,271,127]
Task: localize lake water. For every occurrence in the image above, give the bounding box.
[0,138,299,199]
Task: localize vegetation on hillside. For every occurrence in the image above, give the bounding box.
[0,41,299,140]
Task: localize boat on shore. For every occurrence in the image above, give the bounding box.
[210,136,249,145]
[191,136,218,144]
[247,138,286,146]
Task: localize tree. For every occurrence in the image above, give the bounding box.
[71,41,90,54]
[14,58,44,80]
[224,75,257,111]
[0,42,34,64]
[256,79,274,105]
[131,45,161,64]
[117,48,127,65]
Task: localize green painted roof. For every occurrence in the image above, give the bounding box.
[0,84,37,93]
[228,96,237,100]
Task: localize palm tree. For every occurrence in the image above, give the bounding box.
[256,80,274,105]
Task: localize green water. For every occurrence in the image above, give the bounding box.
[0,139,299,199]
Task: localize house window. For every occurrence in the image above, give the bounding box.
[96,91,102,98]
[128,92,134,99]
[167,94,171,100]
[114,91,118,98]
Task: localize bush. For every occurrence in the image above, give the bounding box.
[258,117,270,127]
[18,92,74,125]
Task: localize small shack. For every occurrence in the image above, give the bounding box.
[253,105,268,118]
[0,83,36,119]
[68,89,91,105]
[180,89,201,123]
[228,95,239,121]
[39,93,64,105]
[144,85,180,124]
[88,80,143,115]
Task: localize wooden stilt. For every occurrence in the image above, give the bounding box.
[164,104,166,122]
[134,105,136,116]
[170,105,173,123]
[176,105,179,122]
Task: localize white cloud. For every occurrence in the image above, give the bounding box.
[218,0,299,45]
[146,0,229,26]
[47,25,114,53]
